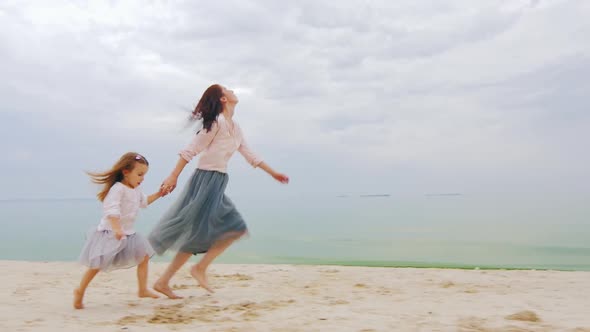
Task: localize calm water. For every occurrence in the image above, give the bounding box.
[1,193,589,270]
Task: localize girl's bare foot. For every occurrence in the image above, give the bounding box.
[190,264,214,293]
[153,281,183,299]
[73,288,84,309]
[138,289,160,299]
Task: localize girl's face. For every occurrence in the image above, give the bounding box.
[221,86,238,104]
[123,163,149,188]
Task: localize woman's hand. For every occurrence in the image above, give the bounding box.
[272,172,289,184]
[160,175,178,195]
[258,162,289,184]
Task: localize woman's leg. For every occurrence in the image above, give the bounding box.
[191,231,246,293]
[153,251,192,299]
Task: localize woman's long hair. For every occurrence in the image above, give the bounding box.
[87,152,149,202]
[188,84,224,133]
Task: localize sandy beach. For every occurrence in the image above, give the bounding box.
[1,261,589,331]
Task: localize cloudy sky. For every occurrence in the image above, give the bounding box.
[1,0,588,200]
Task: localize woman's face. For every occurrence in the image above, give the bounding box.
[221,86,239,104]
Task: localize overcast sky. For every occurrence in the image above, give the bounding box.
[1,0,588,200]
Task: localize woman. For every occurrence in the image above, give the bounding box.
[149,84,289,298]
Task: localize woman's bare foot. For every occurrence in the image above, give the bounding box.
[153,281,183,299]
[73,288,84,309]
[138,289,160,299]
[191,264,214,293]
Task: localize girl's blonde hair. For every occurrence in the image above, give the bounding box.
[87,152,149,201]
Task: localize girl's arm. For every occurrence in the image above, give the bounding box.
[103,184,125,239]
[147,191,163,205]
[107,216,125,239]
[258,161,289,184]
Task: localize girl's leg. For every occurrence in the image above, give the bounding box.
[73,268,99,309]
[191,231,245,293]
[137,255,159,298]
[153,251,192,299]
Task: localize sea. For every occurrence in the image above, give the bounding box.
[1,192,589,270]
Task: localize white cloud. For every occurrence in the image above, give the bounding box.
[0,0,588,198]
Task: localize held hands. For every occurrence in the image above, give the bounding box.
[160,175,178,196]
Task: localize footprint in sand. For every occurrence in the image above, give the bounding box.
[117,314,144,325]
[214,273,253,281]
[228,300,296,322]
[457,316,488,331]
[172,284,192,290]
[149,305,196,325]
[191,305,229,323]
[440,281,455,288]
[24,318,44,326]
[216,328,241,332]
[119,303,192,325]
[13,287,30,296]
[505,310,541,322]
[116,300,296,326]
[241,310,260,320]
[377,287,396,295]
[459,315,548,332]
[304,285,320,296]
[321,269,340,274]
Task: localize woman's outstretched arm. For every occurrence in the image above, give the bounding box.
[258,161,289,184]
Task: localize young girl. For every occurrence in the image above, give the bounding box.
[73,152,163,309]
[148,84,289,298]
